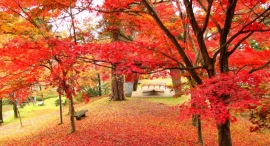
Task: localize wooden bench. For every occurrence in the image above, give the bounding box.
[143,89,165,95]
[141,83,166,90]
[74,110,88,120]
[38,101,44,106]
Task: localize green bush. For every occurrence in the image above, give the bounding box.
[81,82,111,98]
[101,82,111,95]
[2,98,12,105]
[36,96,44,101]
[19,103,27,108]
[85,87,100,97]
[55,99,67,106]
[73,82,110,103]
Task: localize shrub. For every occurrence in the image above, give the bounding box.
[55,99,67,106]
[80,82,111,98]
[2,98,12,105]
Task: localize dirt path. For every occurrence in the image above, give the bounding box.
[2,111,13,119]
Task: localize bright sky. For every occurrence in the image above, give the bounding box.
[52,0,104,38]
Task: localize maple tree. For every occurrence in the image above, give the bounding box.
[0,0,88,133]
[92,0,270,145]
[0,14,43,118]
[0,0,137,132]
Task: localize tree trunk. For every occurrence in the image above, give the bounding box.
[97,73,102,96]
[133,78,138,91]
[219,48,232,146]
[217,120,232,146]
[216,84,232,146]
[59,92,63,125]
[197,115,204,145]
[17,110,23,127]
[170,69,182,96]
[63,79,76,133]
[39,85,44,101]
[111,74,125,101]
[0,98,3,123]
[109,29,126,100]
[192,114,203,146]
[187,76,204,145]
[13,101,18,118]
[69,96,76,133]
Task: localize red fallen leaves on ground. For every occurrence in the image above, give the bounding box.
[0,97,269,146]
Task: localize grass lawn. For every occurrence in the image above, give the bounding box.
[2,97,60,124]
[0,96,269,146]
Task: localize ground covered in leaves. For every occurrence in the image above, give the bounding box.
[0,97,269,146]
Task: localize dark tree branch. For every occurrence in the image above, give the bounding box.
[241,29,270,33]
[183,0,200,33]
[183,0,214,77]
[164,65,206,70]
[143,0,202,84]
[228,31,254,56]
[39,64,52,70]
[248,60,270,74]
[78,57,114,69]
[213,6,270,61]
[219,0,239,72]
[234,65,248,75]
[202,0,213,33]
[142,46,181,65]
[130,65,206,75]
[92,8,147,15]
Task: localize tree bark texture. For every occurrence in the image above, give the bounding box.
[17,110,23,127]
[59,92,63,125]
[69,96,76,133]
[97,73,102,96]
[111,74,125,101]
[13,102,18,118]
[109,29,126,100]
[133,78,138,91]
[63,79,76,133]
[191,86,204,146]
[197,115,204,145]
[39,85,44,101]
[170,69,182,96]
[217,120,232,146]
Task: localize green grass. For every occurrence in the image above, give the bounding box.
[2,94,189,125]
[134,95,190,106]
[3,97,61,124]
